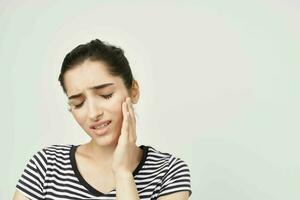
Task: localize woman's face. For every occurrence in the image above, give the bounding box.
[64,59,136,146]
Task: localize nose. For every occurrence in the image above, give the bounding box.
[87,98,103,121]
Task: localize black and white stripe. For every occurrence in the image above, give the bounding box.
[16,144,192,200]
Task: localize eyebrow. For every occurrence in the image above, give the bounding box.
[68,83,114,100]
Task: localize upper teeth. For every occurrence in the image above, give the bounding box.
[95,122,110,129]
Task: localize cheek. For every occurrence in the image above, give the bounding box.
[110,94,126,113]
[111,99,123,118]
[109,99,126,126]
[72,112,86,127]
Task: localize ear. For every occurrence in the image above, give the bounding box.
[130,80,140,104]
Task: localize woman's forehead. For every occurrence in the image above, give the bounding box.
[65,76,123,97]
[64,60,122,94]
[68,83,116,100]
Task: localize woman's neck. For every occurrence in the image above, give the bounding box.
[89,141,115,162]
[80,140,142,172]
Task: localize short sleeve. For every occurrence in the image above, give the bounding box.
[16,148,48,200]
[158,156,192,198]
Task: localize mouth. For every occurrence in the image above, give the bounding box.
[92,120,111,130]
[91,120,112,136]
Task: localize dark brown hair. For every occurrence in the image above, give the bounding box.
[58,39,134,95]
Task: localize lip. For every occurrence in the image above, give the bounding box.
[90,120,112,136]
[89,120,112,130]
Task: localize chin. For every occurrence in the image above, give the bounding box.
[90,131,120,147]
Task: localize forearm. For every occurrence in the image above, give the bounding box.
[115,171,140,200]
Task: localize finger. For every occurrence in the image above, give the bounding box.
[126,97,136,125]
[126,97,137,142]
[121,101,129,137]
[125,98,132,140]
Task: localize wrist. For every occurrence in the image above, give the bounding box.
[114,170,132,179]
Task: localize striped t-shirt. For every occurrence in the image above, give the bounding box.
[16,144,192,200]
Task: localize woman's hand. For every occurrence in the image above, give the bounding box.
[112,97,137,175]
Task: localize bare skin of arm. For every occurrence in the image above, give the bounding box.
[12,189,29,200]
[158,191,190,200]
[113,98,141,200]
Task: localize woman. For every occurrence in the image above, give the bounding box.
[13,39,192,200]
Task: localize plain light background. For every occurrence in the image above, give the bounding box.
[1,0,299,199]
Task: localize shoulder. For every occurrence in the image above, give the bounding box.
[146,145,190,169]
[31,144,73,162]
[144,145,192,198]
[43,144,73,153]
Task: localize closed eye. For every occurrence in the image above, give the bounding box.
[73,93,113,109]
[73,102,83,109]
[102,93,113,99]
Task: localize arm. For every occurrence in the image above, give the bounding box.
[113,98,192,199]
[157,157,192,200]
[12,189,29,200]
[113,97,141,200]
[158,191,190,200]
[114,171,190,200]
[115,171,140,200]
[14,148,48,200]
